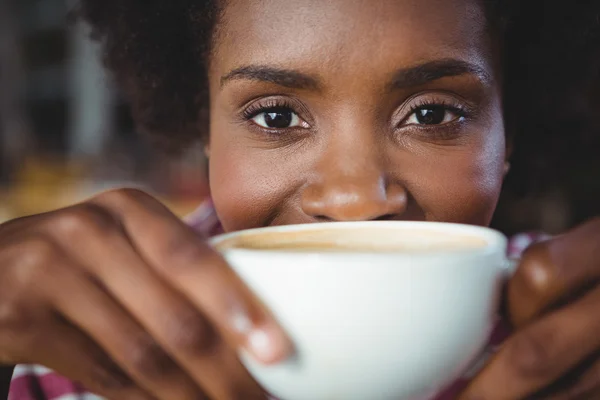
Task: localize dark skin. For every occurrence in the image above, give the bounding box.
[209,0,506,230]
[0,0,598,399]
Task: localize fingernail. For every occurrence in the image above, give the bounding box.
[528,263,551,288]
[248,323,292,364]
[248,327,276,360]
[230,307,292,364]
[231,308,254,334]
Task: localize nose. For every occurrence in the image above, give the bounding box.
[301,170,407,222]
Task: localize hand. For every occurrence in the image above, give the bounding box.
[459,218,600,399]
[0,189,291,400]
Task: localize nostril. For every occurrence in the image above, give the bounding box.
[314,214,395,222]
[302,181,408,222]
[373,214,396,221]
[314,215,335,222]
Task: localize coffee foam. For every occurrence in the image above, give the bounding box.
[216,227,488,252]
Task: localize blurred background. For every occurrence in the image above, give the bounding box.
[0,0,209,222]
[0,0,598,234]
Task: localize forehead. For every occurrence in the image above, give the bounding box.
[214,0,493,81]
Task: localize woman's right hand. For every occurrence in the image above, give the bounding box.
[0,189,291,400]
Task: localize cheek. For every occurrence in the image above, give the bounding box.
[209,148,265,232]
[208,130,296,232]
[410,126,506,225]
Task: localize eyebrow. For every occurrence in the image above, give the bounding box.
[220,66,321,90]
[388,59,492,90]
[220,59,492,91]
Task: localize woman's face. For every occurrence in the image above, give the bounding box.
[208,0,506,232]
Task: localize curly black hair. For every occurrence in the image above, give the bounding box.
[74,0,221,152]
[74,0,514,150]
[75,0,600,230]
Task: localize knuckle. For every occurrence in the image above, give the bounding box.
[18,236,60,271]
[0,300,35,361]
[53,204,115,238]
[160,236,211,273]
[6,236,63,289]
[0,237,57,330]
[516,243,555,295]
[0,281,48,362]
[126,336,177,381]
[0,238,61,361]
[0,299,31,335]
[95,188,153,208]
[95,188,172,219]
[169,241,207,266]
[508,328,557,377]
[165,310,218,356]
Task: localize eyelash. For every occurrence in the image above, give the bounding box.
[402,98,470,126]
[241,96,474,135]
[242,98,300,121]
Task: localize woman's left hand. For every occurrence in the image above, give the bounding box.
[459,218,600,400]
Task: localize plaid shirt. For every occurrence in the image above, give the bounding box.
[8,201,548,400]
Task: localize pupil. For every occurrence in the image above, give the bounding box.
[416,107,446,125]
[264,108,293,128]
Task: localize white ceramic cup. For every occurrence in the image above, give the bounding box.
[210,221,511,400]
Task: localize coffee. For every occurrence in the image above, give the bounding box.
[215,226,488,252]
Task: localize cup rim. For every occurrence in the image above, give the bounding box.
[210,221,507,258]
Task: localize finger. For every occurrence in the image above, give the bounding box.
[544,388,600,400]
[40,257,205,400]
[459,285,600,400]
[92,189,292,363]
[52,207,266,400]
[531,353,600,400]
[508,218,600,327]
[29,317,156,400]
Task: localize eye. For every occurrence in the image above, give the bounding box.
[251,107,303,129]
[404,105,464,126]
